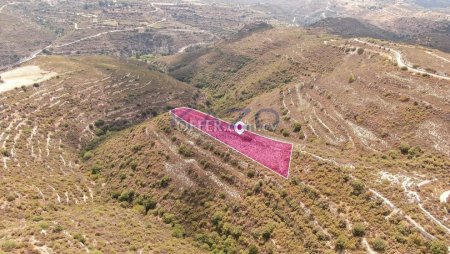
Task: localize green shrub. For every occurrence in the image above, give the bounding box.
[142,197,157,212]
[131,145,142,153]
[223,236,238,254]
[298,131,305,139]
[200,159,211,169]
[39,222,49,230]
[53,225,64,233]
[212,211,224,226]
[429,240,447,254]
[351,180,365,195]
[248,244,258,254]
[95,128,105,136]
[133,205,147,215]
[1,240,17,251]
[400,66,408,71]
[118,190,135,203]
[357,48,364,55]
[130,161,138,171]
[352,223,365,237]
[163,213,175,224]
[398,142,410,155]
[261,224,275,241]
[82,151,93,161]
[1,149,10,157]
[349,74,356,83]
[91,164,101,175]
[408,146,422,158]
[94,119,105,127]
[6,194,15,202]
[178,145,194,157]
[111,191,121,199]
[335,234,348,251]
[293,122,302,133]
[388,150,399,159]
[160,176,171,188]
[73,233,86,244]
[372,238,386,252]
[172,224,185,238]
[397,221,411,236]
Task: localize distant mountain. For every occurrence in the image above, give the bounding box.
[310,17,400,41]
[414,0,450,8]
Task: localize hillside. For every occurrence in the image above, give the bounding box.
[0,55,204,253]
[160,26,450,157]
[82,26,450,253]
[0,2,449,253]
[0,0,271,70]
[84,108,449,253]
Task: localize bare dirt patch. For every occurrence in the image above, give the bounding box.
[0,65,57,93]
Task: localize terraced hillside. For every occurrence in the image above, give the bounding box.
[149,26,450,253]
[0,0,271,70]
[161,27,450,157]
[0,56,203,253]
[85,109,450,253]
[0,6,449,254]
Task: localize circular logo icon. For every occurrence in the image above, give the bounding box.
[234,121,246,135]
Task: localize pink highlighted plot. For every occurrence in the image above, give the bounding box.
[171,107,292,178]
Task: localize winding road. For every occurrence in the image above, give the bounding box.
[55,18,166,48]
[353,38,450,81]
[0,15,165,70]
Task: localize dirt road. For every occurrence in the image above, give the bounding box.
[354,38,450,81]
